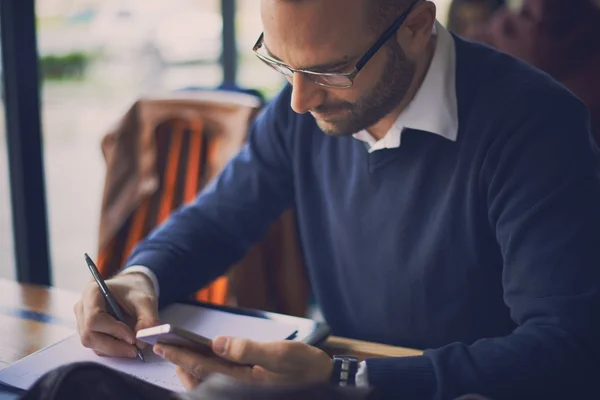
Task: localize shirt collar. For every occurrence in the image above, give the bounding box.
[353,21,459,152]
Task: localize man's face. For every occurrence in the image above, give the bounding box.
[261,0,416,136]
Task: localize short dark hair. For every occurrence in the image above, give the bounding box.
[273,0,412,35]
[368,0,413,33]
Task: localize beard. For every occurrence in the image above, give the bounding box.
[312,40,416,136]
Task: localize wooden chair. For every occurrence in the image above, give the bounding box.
[96,90,309,315]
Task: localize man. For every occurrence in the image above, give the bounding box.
[74,0,600,398]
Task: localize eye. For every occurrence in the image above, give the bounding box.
[326,64,351,74]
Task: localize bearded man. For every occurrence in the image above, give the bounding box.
[74,1,600,398]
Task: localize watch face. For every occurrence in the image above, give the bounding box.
[334,355,359,361]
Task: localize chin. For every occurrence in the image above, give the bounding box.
[315,119,354,137]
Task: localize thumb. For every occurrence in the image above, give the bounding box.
[213,337,279,369]
[131,296,160,349]
[213,337,332,379]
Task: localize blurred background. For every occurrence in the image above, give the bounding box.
[0,0,452,291]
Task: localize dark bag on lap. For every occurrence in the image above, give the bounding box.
[17,361,492,400]
[20,362,176,400]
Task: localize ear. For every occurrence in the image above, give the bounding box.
[396,1,437,56]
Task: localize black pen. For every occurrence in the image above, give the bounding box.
[84,253,145,362]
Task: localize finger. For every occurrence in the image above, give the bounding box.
[213,337,287,370]
[76,301,135,354]
[215,337,330,378]
[85,311,137,345]
[175,366,203,391]
[136,339,151,351]
[154,344,254,382]
[81,332,139,358]
[81,286,136,344]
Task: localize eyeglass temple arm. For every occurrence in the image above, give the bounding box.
[355,0,420,71]
[253,32,265,51]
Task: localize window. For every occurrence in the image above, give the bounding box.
[37,0,221,290]
[0,14,17,281]
[434,0,452,26]
[236,1,286,100]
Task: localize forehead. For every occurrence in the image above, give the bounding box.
[260,0,373,69]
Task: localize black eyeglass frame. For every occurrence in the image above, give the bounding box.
[252,0,421,88]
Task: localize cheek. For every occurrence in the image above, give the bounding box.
[325,87,362,105]
[351,50,388,92]
[323,66,381,106]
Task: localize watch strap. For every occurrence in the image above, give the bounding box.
[331,355,359,386]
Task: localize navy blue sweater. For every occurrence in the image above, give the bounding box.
[127,36,600,399]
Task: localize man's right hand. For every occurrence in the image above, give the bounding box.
[74,272,160,358]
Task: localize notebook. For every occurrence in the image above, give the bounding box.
[0,303,299,392]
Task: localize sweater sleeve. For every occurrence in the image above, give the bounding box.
[365,92,600,400]
[124,87,296,307]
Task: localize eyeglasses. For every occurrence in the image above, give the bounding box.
[252,0,421,89]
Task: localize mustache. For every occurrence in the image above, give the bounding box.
[311,102,353,114]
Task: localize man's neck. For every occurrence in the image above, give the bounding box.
[367,36,437,140]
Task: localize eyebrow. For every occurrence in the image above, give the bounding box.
[263,43,354,72]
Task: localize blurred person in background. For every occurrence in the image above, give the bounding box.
[446,0,504,37]
[463,0,600,145]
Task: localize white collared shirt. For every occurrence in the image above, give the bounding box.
[353,21,458,151]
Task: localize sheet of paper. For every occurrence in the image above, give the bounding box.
[0,304,298,392]
[0,335,186,392]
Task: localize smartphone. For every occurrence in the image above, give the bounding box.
[136,324,214,355]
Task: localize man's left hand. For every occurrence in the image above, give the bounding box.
[153,336,333,390]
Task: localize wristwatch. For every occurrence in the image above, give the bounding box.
[330,355,359,386]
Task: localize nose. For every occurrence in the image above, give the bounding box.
[290,72,325,114]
